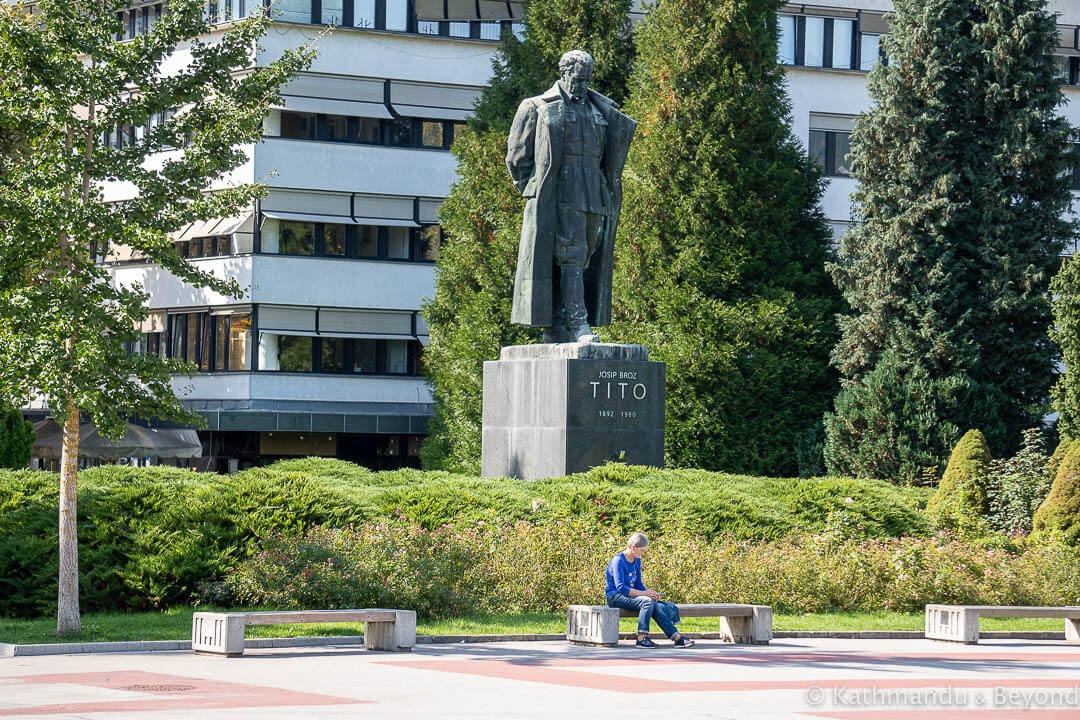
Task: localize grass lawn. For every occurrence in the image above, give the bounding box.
[0,609,1065,646]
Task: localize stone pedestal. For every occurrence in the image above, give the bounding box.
[481,343,665,480]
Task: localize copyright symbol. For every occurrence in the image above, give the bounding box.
[805,686,825,706]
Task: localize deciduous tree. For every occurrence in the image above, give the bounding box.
[0,0,311,635]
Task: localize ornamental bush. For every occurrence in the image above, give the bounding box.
[1032,440,1080,543]
[207,519,1080,616]
[925,429,992,532]
[987,428,1053,536]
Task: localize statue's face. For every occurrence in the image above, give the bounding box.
[559,63,592,101]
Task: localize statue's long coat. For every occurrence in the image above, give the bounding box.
[506,83,636,327]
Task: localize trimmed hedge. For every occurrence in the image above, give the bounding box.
[926,429,992,531]
[0,459,929,618]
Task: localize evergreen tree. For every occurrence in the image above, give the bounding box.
[606,0,841,476]
[0,0,310,634]
[1050,254,1080,440]
[421,0,632,473]
[0,405,32,470]
[825,0,1076,481]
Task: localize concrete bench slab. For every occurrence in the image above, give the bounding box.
[192,609,416,656]
[925,604,1080,644]
[567,603,772,646]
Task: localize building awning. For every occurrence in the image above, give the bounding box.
[273,96,393,119]
[260,210,419,227]
[388,80,480,122]
[173,212,253,242]
[415,0,524,21]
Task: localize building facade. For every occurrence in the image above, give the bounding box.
[51,0,1080,471]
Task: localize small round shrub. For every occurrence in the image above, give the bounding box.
[925,429,991,532]
[1033,441,1080,544]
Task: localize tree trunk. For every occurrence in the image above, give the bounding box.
[56,399,80,637]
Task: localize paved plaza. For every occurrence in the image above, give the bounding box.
[2,637,1080,719]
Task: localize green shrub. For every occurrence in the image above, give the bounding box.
[0,460,929,617]
[925,429,992,532]
[987,429,1053,536]
[0,406,32,470]
[207,519,1080,616]
[1033,441,1080,543]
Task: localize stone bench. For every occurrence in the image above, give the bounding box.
[925,604,1080,644]
[192,609,416,656]
[567,603,772,646]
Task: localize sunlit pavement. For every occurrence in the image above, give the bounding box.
[3,637,1080,719]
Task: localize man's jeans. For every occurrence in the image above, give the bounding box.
[606,593,680,638]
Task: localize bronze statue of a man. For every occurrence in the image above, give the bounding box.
[506,49,636,343]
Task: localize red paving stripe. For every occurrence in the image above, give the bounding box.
[383,660,1080,695]
[0,670,368,716]
[808,711,1080,719]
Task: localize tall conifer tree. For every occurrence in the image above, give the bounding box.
[825,0,1076,481]
[607,0,840,476]
[421,0,632,473]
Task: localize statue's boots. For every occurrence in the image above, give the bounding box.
[560,265,598,343]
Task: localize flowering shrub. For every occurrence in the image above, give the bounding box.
[204,520,1080,616]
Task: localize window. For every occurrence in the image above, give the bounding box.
[354,0,376,27]
[418,225,441,261]
[1057,56,1080,86]
[281,111,317,140]
[320,114,350,142]
[449,22,470,38]
[418,20,438,34]
[421,121,444,148]
[177,235,231,259]
[263,335,422,375]
[809,129,853,177]
[275,0,311,24]
[321,0,344,24]
[322,224,346,256]
[356,225,379,257]
[778,15,795,64]
[389,118,414,146]
[780,14,859,70]
[480,22,500,40]
[356,117,381,143]
[168,313,211,370]
[860,33,882,71]
[1071,144,1080,190]
[384,0,407,31]
[278,335,313,372]
[213,313,251,370]
[280,221,315,255]
[387,227,410,259]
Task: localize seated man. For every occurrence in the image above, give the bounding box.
[604,532,694,648]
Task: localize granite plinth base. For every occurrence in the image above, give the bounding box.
[481,343,665,480]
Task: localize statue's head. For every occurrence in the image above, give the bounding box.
[558,50,594,101]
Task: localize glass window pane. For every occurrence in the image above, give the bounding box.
[357,117,381,143]
[353,0,375,27]
[229,314,251,370]
[357,226,378,257]
[321,337,344,372]
[186,315,200,367]
[449,21,470,37]
[480,22,500,40]
[1054,55,1070,83]
[280,222,315,255]
[281,112,316,139]
[389,118,413,146]
[275,0,311,24]
[323,224,345,256]
[778,15,795,65]
[321,0,343,24]
[419,225,441,261]
[834,132,853,176]
[832,19,853,69]
[322,114,349,141]
[418,20,439,34]
[387,227,410,259]
[351,339,378,373]
[809,130,827,172]
[860,34,880,72]
[278,335,313,372]
[385,0,407,31]
[214,316,228,370]
[384,340,408,374]
[421,121,444,148]
[804,17,825,67]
